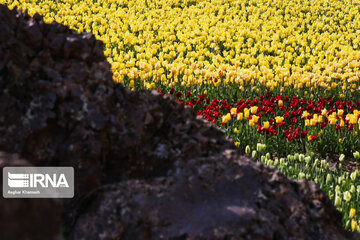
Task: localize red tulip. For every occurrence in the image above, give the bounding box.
[312,134,317,141]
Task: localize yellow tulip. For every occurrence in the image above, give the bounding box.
[244,109,250,119]
[252,115,260,123]
[329,117,337,125]
[275,116,284,124]
[302,111,310,119]
[129,80,135,88]
[350,208,356,218]
[249,120,255,127]
[340,119,345,127]
[250,106,258,114]
[351,219,358,231]
[230,107,237,115]
[222,113,231,124]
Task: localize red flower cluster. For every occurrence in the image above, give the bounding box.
[166,88,360,142]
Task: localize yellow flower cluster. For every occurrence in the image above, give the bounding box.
[304,108,360,129]
[350,208,359,231]
[304,113,324,127]
[346,110,360,125]
[221,113,231,124]
[5,0,360,94]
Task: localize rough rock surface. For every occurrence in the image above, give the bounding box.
[0,152,62,240]
[71,151,357,240]
[0,4,359,240]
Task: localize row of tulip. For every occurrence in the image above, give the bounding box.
[158,88,360,157]
[5,0,360,100]
[246,143,360,232]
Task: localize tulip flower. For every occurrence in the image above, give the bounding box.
[351,220,358,232]
[343,191,351,202]
[350,208,356,218]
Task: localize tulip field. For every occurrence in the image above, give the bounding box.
[4,0,360,232]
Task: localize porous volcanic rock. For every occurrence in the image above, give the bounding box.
[0,4,359,240]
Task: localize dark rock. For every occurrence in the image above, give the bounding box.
[0,152,62,240]
[71,152,358,240]
[0,4,358,240]
[0,3,233,196]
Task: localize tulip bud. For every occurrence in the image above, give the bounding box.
[305,156,311,163]
[274,158,279,166]
[314,158,319,167]
[343,191,351,202]
[339,154,345,162]
[338,176,343,184]
[294,153,299,161]
[334,194,341,206]
[256,143,263,152]
[321,160,326,168]
[326,173,332,185]
[350,170,358,181]
[350,185,356,194]
[299,154,305,162]
[252,150,257,158]
[345,220,350,230]
[354,151,360,160]
[245,145,251,154]
[335,185,341,194]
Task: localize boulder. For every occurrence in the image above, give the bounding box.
[71,151,357,240]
